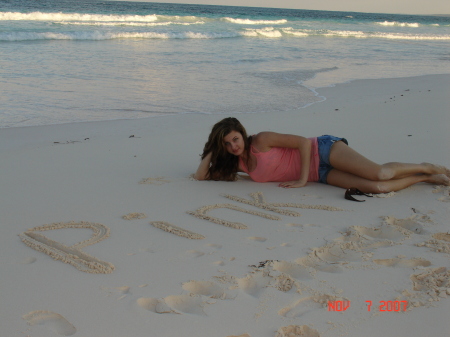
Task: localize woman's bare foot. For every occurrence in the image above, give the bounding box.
[442,166,450,179]
[421,163,450,177]
[426,174,450,186]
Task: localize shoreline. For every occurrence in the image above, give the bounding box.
[1,73,449,337]
[1,73,449,131]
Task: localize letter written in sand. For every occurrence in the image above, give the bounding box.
[150,221,205,239]
[223,191,346,216]
[19,221,115,274]
[187,203,280,229]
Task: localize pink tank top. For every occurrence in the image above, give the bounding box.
[239,137,319,183]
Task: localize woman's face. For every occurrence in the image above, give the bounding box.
[223,130,245,156]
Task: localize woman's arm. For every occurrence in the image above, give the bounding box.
[194,152,212,180]
[254,132,312,188]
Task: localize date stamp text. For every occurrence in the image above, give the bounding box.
[328,300,408,312]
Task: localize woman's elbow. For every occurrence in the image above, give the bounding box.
[298,137,311,149]
[193,172,208,181]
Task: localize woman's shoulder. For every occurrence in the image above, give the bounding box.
[251,132,274,152]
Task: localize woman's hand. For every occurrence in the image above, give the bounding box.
[194,152,212,180]
[278,180,307,188]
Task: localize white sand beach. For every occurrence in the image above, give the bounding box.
[1,74,449,337]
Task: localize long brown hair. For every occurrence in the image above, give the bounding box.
[201,117,252,181]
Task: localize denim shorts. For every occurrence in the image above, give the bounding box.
[317,135,348,184]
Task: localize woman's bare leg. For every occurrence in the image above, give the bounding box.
[327,169,450,194]
[329,141,448,181]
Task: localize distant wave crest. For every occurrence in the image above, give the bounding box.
[376,21,420,27]
[56,21,205,27]
[223,17,287,25]
[0,11,160,22]
[282,28,450,40]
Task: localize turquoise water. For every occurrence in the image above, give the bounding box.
[1,0,449,127]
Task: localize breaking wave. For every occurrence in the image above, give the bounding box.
[223,17,287,25]
[281,27,450,40]
[376,21,421,27]
[1,11,448,42]
[0,31,241,41]
[1,28,449,41]
[0,11,160,22]
[55,21,205,27]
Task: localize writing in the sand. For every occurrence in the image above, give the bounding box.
[19,192,344,273]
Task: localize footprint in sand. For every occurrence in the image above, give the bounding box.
[247,236,267,242]
[100,286,131,299]
[295,256,343,274]
[237,272,270,297]
[182,280,234,299]
[353,224,408,241]
[138,294,206,315]
[417,233,450,254]
[246,260,303,292]
[184,250,205,258]
[373,257,431,268]
[382,215,428,234]
[312,243,364,263]
[22,311,76,336]
[272,260,313,280]
[137,297,177,314]
[278,294,344,318]
[276,325,320,337]
[164,294,206,315]
[328,223,414,254]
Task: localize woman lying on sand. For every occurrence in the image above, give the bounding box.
[194,117,450,194]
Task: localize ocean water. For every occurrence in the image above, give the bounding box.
[0,0,449,128]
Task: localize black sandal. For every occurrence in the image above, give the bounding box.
[345,188,373,202]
